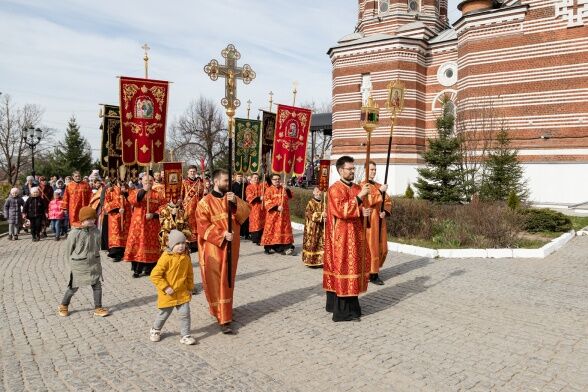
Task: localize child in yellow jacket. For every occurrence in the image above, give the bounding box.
[149,230,196,345]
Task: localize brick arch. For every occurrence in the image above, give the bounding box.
[431,89,457,113]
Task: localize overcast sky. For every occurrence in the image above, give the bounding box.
[0,0,460,158]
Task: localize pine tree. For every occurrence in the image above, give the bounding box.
[53,116,93,176]
[404,183,414,199]
[480,127,528,202]
[414,104,464,203]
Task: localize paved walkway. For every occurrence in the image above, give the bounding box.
[1,231,587,392]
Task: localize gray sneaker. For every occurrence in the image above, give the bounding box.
[149,328,161,342]
[179,335,197,345]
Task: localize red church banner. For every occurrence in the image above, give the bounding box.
[119,76,169,165]
[163,161,183,202]
[318,159,330,192]
[271,104,312,175]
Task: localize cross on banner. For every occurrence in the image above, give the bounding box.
[204,44,256,118]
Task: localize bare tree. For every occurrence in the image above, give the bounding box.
[300,100,333,183]
[167,97,227,172]
[454,97,499,201]
[0,95,51,185]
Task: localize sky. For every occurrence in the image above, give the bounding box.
[0,0,460,158]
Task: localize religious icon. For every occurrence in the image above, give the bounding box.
[135,97,154,119]
[168,173,179,185]
[321,167,328,176]
[242,130,254,149]
[288,122,298,138]
[264,118,275,141]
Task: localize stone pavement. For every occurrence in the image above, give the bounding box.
[1,230,587,392]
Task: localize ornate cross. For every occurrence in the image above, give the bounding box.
[204,44,256,120]
[142,43,150,78]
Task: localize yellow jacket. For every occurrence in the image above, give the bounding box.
[150,251,194,309]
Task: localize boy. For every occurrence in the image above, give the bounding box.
[58,206,108,317]
[149,230,196,345]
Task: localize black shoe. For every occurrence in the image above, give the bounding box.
[370,276,384,285]
[55,236,60,241]
[14,235,18,240]
[132,273,141,278]
[8,235,13,241]
[264,249,275,255]
[220,323,234,334]
[112,258,121,263]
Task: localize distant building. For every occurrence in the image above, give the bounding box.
[328,0,588,204]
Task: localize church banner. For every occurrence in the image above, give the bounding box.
[271,104,312,175]
[261,110,275,156]
[100,104,122,180]
[119,76,169,165]
[318,159,330,192]
[234,118,261,174]
[163,162,183,201]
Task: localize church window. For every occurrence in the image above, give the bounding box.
[379,0,390,14]
[408,0,420,13]
[437,62,458,87]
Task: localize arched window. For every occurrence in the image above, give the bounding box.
[408,0,420,13]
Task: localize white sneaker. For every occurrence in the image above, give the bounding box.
[180,335,197,345]
[149,328,161,342]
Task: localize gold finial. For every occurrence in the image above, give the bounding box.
[246,99,252,119]
[142,43,150,79]
[268,91,274,111]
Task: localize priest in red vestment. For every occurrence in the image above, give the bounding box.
[196,169,250,334]
[181,165,204,252]
[104,182,132,261]
[61,171,92,228]
[361,161,392,285]
[245,173,266,245]
[260,173,295,255]
[323,156,371,322]
[124,174,166,277]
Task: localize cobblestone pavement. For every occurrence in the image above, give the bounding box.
[1,230,587,392]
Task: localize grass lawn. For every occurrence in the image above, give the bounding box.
[570,216,588,231]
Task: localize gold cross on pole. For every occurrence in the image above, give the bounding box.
[268,91,274,112]
[142,43,150,79]
[246,99,252,119]
[204,44,256,123]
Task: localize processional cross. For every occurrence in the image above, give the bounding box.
[203,44,256,288]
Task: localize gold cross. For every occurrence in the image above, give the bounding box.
[204,44,256,119]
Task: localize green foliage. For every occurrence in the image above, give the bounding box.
[404,183,414,199]
[290,187,314,220]
[507,190,520,210]
[480,128,528,202]
[431,219,462,248]
[414,103,464,203]
[39,116,93,177]
[522,208,572,233]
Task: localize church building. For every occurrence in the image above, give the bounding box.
[328,0,588,204]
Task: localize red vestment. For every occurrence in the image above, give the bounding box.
[123,188,165,264]
[361,181,392,273]
[245,182,266,233]
[196,193,250,325]
[61,181,92,227]
[104,186,132,248]
[260,185,293,246]
[323,180,370,297]
[181,177,204,243]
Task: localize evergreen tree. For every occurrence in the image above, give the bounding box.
[414,104,464,203]
[480,127,528,201]
[53,116,93,176]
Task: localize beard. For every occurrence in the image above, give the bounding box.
[217,183,229,193]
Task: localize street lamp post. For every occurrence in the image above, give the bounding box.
[22,126,42,178]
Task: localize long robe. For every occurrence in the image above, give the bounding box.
[181,177,204,243]
[323,180,370,297]
[104,186,132,248]
[260,185,293,246]
[245,182,265,234]
[196,191,250,325]
[302,198,325,267]
[158,203,192,251]
[61,181,92,227]
[361,180,392,274]
[123,188,165,264]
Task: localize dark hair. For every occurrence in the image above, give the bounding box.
[212,169,228,180]
[270,173,280,179]
[335,156,354,171]
[369,160,377,167]
[188,165,198,171]
[251,172,259,177]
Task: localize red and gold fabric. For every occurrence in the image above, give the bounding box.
[181,177,204,243]
[196,193,250,325]
[119,76,169,165]
[302,198,325,267]
[360,181,392,273]
[245,182,266,233]
[260,185,293,246]
[158,202,192,251]
[318,159,331,192]
[104,186,132,248]
[271,104,312,175]
[323,181,370,297]
[163,162,183,202]
[61,181,93,227]
[123,188,166,264]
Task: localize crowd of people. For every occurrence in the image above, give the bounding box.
[3,156,393,344]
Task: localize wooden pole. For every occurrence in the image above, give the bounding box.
[227,117,234,288]
[361,131,372,292]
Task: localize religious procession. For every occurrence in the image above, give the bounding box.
[0,42,406,347]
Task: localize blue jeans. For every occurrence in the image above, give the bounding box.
[50,219,63,237]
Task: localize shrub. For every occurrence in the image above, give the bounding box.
[388,198,434,239]
[507,190,520,210]
[522,208,572,233]
[290,187,314,220]
[404,184,414,199]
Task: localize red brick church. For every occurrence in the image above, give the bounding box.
[328,0,588,204]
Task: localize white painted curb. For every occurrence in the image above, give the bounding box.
[292,223,578,259]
